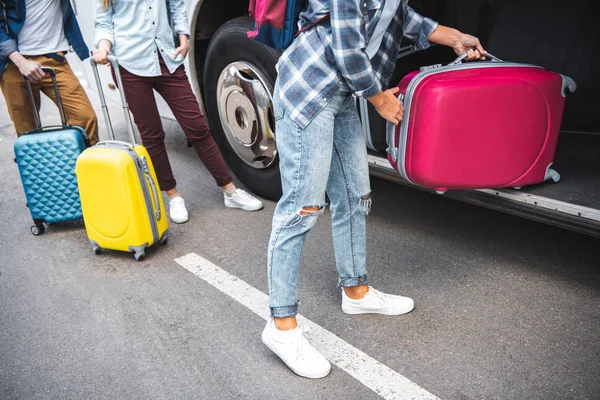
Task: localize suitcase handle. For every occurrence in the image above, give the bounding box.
[94,140,135,149]
[386,93,404,162]
[90,55,137,144]
[449,51,502,66]
[24,67,68,129]
[139,156,162,221]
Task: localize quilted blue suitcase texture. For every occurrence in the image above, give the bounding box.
[13,67,88,235]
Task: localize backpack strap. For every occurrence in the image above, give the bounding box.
[293,13,331,39]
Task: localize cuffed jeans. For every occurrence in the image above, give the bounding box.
[268,80,372,318]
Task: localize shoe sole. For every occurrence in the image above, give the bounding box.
[224,200,263,212]
[341,303,415,316]
[261,333,331,379]
[169,215,189,224]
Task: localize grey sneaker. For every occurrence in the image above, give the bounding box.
[341,286,414,315]
[224,189,263,211]
[262,319,331,379]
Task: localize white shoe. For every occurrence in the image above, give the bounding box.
[341,286,414,315]
[224,189,263,211]
[262,319,331,379]
[169,196,189,224]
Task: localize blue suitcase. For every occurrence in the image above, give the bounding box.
[13,67,88,235]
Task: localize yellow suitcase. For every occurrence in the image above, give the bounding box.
[75,57,168,261]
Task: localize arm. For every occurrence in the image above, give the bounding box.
[0,3,17,62]
[0,5,44,81]
[329,1,404,124]
[93,3,114,64]
[403,6,485,59]
[168,0,190,58]
[428,24,486,59]
[329,0,380,97]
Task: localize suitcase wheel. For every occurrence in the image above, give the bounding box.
[134,252,146,262]
[159,236,168,246]
[31,224,45,236]
[93,247,102,255]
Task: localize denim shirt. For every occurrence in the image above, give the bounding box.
[277,0,438,128]
[0,0,89,78]
[94,0,191,77]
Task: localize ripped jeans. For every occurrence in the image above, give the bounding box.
[267,81,372,318]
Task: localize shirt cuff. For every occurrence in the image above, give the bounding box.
[415,18,439,51]
[94,30,114,48]
[355,78,382,98]
[173,23,191,37]
[0,39,18,62]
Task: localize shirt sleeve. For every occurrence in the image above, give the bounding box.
[402,6,439,50]
[0,5,18,62]
[94,3,115,47]
[330,0,381,98]
[168,0,191,37]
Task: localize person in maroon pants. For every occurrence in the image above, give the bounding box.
[93,0,263,224]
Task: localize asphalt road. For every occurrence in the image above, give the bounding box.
[0,66,599,400]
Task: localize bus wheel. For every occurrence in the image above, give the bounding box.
[204,16,282,201]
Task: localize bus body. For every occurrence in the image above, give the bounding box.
[74,0,600,237]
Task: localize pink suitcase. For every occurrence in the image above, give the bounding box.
[386,54,577,193]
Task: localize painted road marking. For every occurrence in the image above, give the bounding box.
[175,252,440,400]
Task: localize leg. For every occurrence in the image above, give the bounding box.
[39,54,99,145]
[262,82,344,379]
[328,96,414,316]
[326,95,372,292]
[0,61,42,135]
[113,67,177,192]
[268,86,349,321]
[153,60,232,187]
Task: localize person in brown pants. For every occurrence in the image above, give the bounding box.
[0,0,98,145]
[93,0,263,224]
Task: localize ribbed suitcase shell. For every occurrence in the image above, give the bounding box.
[387,62,575,192]
[75,143,168,260]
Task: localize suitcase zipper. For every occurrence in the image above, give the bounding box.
[126,148,160,245]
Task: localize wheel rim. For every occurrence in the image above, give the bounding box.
[216,62,277,169]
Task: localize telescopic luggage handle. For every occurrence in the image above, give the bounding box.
[24,67,68,129]
[90,55,137,144]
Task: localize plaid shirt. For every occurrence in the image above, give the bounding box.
[276,0,439,128]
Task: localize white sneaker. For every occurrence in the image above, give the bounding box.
[169,196,189,224]
[341,286,414,316]
[262,319,331,379]
[224,189,263,211]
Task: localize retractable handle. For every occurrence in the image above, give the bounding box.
[90,55,137,144]
[24,67,68,129]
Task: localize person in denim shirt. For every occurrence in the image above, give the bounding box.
[262,0,486,378]
[93,0,263,224]
[0,0,98,145]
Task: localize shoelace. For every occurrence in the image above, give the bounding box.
[294,326,316,363]
[170,197,184,206]
[234,189,255,202]
[366,287,389,305]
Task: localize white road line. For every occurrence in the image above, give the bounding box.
[175,252,440,400]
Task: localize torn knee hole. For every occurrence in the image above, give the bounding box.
[360,194,371,200]
[299,206,322,216]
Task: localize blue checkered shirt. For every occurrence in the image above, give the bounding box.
[276,0,439,128]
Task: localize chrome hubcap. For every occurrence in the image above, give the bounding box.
[216,62,276,169]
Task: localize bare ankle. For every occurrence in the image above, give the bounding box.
[344,284,369,300]
[274,317,297,331]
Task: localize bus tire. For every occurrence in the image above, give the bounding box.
[203,16,283,201]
